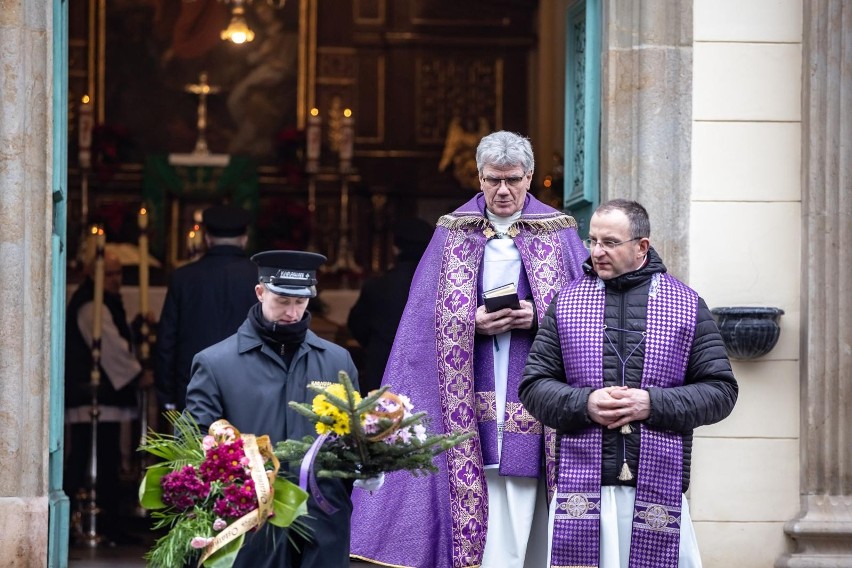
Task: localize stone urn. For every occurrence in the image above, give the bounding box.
[710,307,785,360]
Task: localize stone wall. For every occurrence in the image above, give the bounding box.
[689,1,803,566]
[0,0,55,565]
[601,0,693,280]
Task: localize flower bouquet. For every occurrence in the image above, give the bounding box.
[138,411,309,568]
[275,371,473,483]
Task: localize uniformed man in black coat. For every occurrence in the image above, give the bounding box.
[155,204,258,411]
[186,250,359,568]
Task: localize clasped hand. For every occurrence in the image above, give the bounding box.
[587,386,651,430]
[475,300,535,335]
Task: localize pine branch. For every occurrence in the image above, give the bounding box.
[278,371,473,480]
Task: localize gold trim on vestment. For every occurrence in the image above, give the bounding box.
[437,213,578,232]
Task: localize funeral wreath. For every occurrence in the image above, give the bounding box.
[138,412,309,568]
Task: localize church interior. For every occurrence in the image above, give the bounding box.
[66,0,564,353]
[67,0,558,286]
[65,0,560,562]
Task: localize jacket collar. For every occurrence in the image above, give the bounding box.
[236,319,327,355]
[582,246,668,291]
[205,245,248,258]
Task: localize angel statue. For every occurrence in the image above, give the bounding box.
[438,116,490,190]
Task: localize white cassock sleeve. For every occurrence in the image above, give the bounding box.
[77,301,141,391]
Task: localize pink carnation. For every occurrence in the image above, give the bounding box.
[202,435,216,452]
[190,536,213,549]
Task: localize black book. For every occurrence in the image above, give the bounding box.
[483,282,521,312]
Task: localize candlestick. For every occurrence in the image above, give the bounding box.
[91,227,106,386]
[193,224,204,253]
[339,108,354,172]
[187,224,204,259]
[306,107,322,173]
[79,95,94,169]
[137,206,150,320]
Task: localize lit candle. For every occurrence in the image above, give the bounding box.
[90,227,106,386]
[138,206,150,319]
[339,108,354,172]
[79,95,94,169]
[187,229,196,257]
[306,108,322,170]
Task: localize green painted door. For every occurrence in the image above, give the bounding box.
[49,0,70,566]
[563,0,601,237]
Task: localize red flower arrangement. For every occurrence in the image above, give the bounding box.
[139,413,309,568]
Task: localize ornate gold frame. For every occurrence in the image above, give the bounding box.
[91,0,317,130]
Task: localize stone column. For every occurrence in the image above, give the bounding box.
[776,1,852,567]
[0,0,54,565]
[601,0,693,279]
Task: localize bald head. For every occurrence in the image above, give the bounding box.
[85,251,123,295]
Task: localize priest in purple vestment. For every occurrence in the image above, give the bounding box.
[519,199,738,568]
[349,131,587,568]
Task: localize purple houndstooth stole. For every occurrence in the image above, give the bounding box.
[551,273,698,568]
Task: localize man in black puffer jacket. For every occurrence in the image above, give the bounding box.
[519,199,737,568]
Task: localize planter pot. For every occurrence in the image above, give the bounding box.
[710,307,785,360]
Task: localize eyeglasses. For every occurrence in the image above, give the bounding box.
[584,237,641,251]
[480,174,528,190]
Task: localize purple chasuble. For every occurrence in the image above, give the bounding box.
[551,273,698,568]
[350,194,587,568]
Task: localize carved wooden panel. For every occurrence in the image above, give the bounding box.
[415,56,502,144]
[353,0,386,25]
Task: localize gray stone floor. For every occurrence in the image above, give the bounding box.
[66,515,376,567]
[68,544,376,567]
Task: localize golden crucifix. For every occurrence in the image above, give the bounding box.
[184,71,221,155]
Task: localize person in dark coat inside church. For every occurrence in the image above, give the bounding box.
[64,250,150,544]
[155,204,258,411]
[186,250,359,568]
[347,216,433,395]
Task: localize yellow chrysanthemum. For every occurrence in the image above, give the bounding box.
[332,418,350,436]
[325,383,361,405]
[312,396,334,416]
[311,383,360,436]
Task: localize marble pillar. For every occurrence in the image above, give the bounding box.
[601,0,693,279]
[776,1,852,566]
[0,0,54,565]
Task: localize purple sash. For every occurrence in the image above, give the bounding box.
[552,273,698,568]
[475,270,543,472]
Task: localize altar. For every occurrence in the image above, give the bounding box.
[142,153,259,270]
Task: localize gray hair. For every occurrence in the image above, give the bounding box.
[596,199,651,239]
[475,131,535,174]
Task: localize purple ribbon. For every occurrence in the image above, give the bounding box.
[298,433,339,515]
